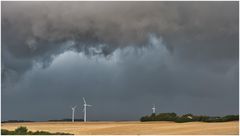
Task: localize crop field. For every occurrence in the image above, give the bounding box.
[1,121,239,135]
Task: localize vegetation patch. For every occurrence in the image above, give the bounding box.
[1,120,34,123]
[48,118,83,122]
[140,113,239,123]
[1,126,73,135]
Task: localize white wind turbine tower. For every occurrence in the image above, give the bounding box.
[83,97,92,122]
[71,106,77,122]
[152,104,156,114]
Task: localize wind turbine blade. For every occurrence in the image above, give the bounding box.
[83,97,86,104]
[86,104,92,107]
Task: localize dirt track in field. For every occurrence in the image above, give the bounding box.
[1,121,239,135]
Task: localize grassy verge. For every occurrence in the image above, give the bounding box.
[1,126,73,135]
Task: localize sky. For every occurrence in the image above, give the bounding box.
[1,1,239,121]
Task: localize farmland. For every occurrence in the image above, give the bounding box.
[1,121,239,135]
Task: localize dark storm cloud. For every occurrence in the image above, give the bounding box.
[1,2,238,121]
[2,2,238,80]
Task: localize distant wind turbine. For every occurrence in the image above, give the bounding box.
[83,97,92,122]
[152,104,156,114]
[71,106,77,122]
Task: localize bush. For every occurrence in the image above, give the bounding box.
[14,126,28,135]
[31,131,52,135]
[1,129,14,135]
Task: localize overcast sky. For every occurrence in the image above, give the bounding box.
[1,1,239,121]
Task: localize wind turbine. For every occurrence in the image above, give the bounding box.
[152,104,156,114]
[83,97,92,122]
[71,106,77,122]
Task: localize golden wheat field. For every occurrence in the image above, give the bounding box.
[1,121,239,135]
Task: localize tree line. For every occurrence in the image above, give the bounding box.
[140,113,239,123]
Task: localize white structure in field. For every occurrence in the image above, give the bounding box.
[71,106,77,122]
[152,104,156,114]
[83,97,92,122]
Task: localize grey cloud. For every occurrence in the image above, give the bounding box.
[2,35,238,121]
[2,2,238,82]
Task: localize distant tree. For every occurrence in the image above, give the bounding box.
[182,113,193,118]
[155,112,177,121]
[222,115,239,121]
